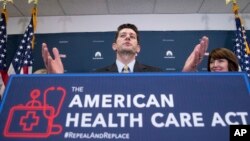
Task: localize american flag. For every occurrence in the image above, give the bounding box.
[0,11,8,99]
[8,16,34,75]
[0,12,7,78]
[234,16,250,77]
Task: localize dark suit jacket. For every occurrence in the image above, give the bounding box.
[95,61,162,72]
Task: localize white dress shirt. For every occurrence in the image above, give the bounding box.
[116,59,135,73]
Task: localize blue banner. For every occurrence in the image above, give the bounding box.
[0,73,250,141]
[8,31,239,73]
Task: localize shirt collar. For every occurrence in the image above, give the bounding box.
[116,59,135,73]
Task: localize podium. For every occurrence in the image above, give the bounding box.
[0,73,250,141]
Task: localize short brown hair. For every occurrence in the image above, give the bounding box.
[207,48,239,71]
[114,23,140,44]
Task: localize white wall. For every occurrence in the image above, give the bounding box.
[7,14,250,34]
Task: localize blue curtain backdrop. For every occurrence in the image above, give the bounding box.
[7,31,238,73]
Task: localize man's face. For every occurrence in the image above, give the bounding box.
[112,28,140,54]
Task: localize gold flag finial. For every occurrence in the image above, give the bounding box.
[0,0,13,9]
[28,0,38,5]
[226,0,239,15]
[226,0,237,5]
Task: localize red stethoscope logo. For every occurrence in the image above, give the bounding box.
[4,86,66,138]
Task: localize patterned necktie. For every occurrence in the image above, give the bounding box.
[122,65,130,73]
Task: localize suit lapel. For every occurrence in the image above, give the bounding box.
[134,61,147,72]
[106,63,119,72]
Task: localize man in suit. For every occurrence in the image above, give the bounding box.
[42,23,208,73]
[96,61,162,73]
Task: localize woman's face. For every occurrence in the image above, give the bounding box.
[209,58,229,72]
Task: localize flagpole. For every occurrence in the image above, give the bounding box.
[228,0,250,54]
[0,0,13,20]
[28,0,38,32]
[28,0,38,49]
[1,0,12,10]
